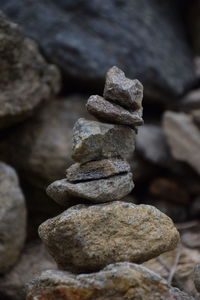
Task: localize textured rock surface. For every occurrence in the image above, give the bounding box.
[39,201,179,272]
[72,118,136,163]
[66,159,131,182]
[26,263,194,300]
[0,96,89,188]
[194,264,200,292]
[47,173,134,204]
[0,162,26,273]
[0,0,196,101]
[86,95,143,127]
[163,111,200,174]
[0,242,56,300]
[0,12,60,129]
[103,66,143,110]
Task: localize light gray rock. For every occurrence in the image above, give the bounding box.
[26,263,194,300]
[0,162,26,273]
[103,66,143,110]
[0,12,60,129]
[194,264,200,292]
[163,111,200,175]
[38,201,180,273]
[66,158,131,182]
[72,118,136,163]
[86,94,143,127]
[47,173,134,204]
[0,242,56,300]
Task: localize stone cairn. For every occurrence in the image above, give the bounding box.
[38,66,179,275]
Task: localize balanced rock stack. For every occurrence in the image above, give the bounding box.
[26,67,182,299]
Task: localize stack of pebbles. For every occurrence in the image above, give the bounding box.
[38,67,179,275]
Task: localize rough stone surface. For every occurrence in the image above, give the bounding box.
[0,242,56,300]
[179,89,200,111]
[0,0,196,101]
[26,263,194,300]
[66,159,131,182]
[194,264,200,292]
[72,118,136,163]
[47,173,134,204]
[0,162,26,274]
[163,111,200,175]
[0,96,89,188]
[0,12,60,129]
[103,66,143,110]
[86,94,143,127]
[39,201,180,273]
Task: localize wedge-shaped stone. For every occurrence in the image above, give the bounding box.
[26,263,193,300]
[72,118,136,163]
[39,201,180,273]
[47,173,134,204]
[86,95,143,127]
[66,158,131,182]
[103,66,143,110]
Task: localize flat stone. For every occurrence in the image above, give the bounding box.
[72,118,136,163]
[194,264,200,292]
[103,66,143,110]
[0,242,56,300]
[0,12,60,129]
[38,201,180,273]
[0,162,26,273]
[66,158,131,182]
[26,263,194,300]
[47,173,134,204]
[86,95,143,127]
[163,111,200,175]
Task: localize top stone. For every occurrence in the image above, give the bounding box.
[103,66,143,110]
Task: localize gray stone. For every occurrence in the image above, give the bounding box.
[194,264,200,292]
[66,158,131,182]
[0,12,60,129]
[47,173,134,204]
[103,66,143,110]
[0,162,26,273]
[0,242,56,300]
[163,111,200,175]
[0,96,90,188]
[86,94,143,127]
[38,201,180,273]
[1,0,196,101]
[72,118,136,163]
[26,263,194,300]
[179,89,200,111]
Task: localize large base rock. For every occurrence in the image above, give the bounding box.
[26,263,194,300]
[39,201,179,273]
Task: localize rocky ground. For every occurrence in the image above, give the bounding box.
[0,1,200,299]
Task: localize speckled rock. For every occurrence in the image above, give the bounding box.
[39,201,180,273]
[0,12,60,129]
[103,66,143,110]
[66,159,131,182]
[194,264,200,292]
[163,111,200,174]
[0,162,26,273]
[26,263,193,300]
[0,242,56,300]
[72,118,136,163]
[47,173,134,204]
[86,95,143,127]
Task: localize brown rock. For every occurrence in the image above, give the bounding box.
[86,95,143,127]
[0,12,60,129]
[103,66,143,110]
[66,158,131,182]
[72,118,136,163]
[39,201,180,273]
[26,263,193,300]
[47,173,134,204]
